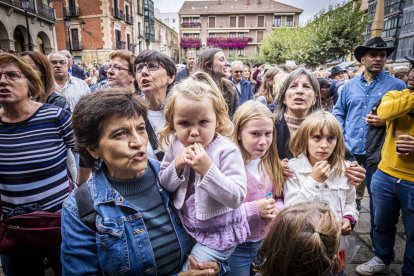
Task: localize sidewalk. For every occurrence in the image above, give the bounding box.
[345,189,405,275]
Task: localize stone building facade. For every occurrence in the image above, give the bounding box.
[0,0,56,53]
[178,0,302,61]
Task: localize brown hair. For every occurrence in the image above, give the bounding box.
[289,110,346,176]
[257,67,280,104]
[72,88,147,167]
[259,202,341,276]
[232,101,284,196]
[109,50,136,73]
[0,53,44,100]
[159,71,233,147]
[20,51,55,102]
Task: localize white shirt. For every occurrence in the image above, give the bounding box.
[55,76,90,112]
[146,110,166,160]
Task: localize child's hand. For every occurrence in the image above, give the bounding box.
[340,218,352,235]
[310,160,330,183]
[257,198,277,221]
[281,158,293,178]
[186,143,212,177]
[175,146,193,175]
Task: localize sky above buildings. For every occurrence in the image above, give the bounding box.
[154,0,346,25]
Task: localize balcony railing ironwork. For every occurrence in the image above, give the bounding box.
[67,40,82,51]
[64,6,80,17]
[116,40,126,49]
[113,8,125,20]
[125,15,134,25]
[181,22,201,28]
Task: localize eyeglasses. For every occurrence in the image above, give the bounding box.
[233,70,243,74]
[0,71,23,81]
[135,61,164,73]
[50,60,67,65]
[107,63,130,72]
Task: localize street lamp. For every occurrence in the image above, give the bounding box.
[21,0,33,51]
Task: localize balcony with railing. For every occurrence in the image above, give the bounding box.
[116,40,126,49]
[113,8,125,20]
[64,6,80,17]
[67,40,82,51]
[181,22,201,28]
[0,0,55,22]
[125,15,134,25]
[128,45,134,52]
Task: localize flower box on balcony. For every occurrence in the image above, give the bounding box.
[206,37,252,49]
[180,37,201,49]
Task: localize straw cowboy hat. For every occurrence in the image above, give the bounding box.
[354,37,397,62]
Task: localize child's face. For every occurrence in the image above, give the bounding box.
[307,126,337,166]
[173,96,217,147]
[239,117,273,160]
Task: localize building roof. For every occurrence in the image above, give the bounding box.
[178,0,303,15]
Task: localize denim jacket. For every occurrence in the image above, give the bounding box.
[61,159,191,275]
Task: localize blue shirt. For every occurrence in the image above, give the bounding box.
[333,70,406,155]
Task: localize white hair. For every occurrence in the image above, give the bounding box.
[231,60,244,68]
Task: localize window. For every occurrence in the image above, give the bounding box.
[238,16,245,27]
[125,5,129,18]
[384,0,401,15]
[238,49,244,57]
[257,30,263,42]
[396,36,414,60]
[401,10,414,34]
[138,22,142,36]
[258,15,265,27]
[172,18,176,23]
[229,32,237,37]
[208,17,216,28]
[274,16,281,27]
[230,16,237,27]
[286,16,294,27]
[229,48,235,57]
[165,18,169,24]
[238,32,244,37]
[137,0,143,15]
[383,14,400,37]
[209,33,216,37]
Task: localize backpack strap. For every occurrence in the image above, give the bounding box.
[75,184,97,232]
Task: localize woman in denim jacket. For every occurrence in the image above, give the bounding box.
[61,89,220,275]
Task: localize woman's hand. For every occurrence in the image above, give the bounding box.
[281,158,293,178]
[346,161,365,186]
[186,143,213,177]
[340,218,352,235]
[396,134,414,155]
[310,160,330,183]
[257,198,277,221]
[179,255,219,276]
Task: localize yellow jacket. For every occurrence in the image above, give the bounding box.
[377,88,414,182]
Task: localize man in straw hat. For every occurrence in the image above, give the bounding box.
[356,55,414,276]
[333,37,406,249]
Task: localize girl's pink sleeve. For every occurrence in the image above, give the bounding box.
[274,197,285,211]
[244,201,261,224]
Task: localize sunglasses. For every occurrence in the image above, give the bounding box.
[0,71,23,81]
[135,61,164,73]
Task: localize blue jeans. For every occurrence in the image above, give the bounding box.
[354,154,375,246]
[371,169,414,276]
[227,240,262,276]
[181,242,235,272]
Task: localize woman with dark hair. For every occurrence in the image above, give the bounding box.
[62,89,219,275]
[19,51,70,111]
[197,48,239,118]
[0,53,74,275]
[274,68,366,185]
[317,77,333,112]
[135,50,177,161]
[255,67,280,112]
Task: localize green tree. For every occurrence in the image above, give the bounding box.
[259,0,366,66]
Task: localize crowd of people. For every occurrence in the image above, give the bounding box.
[0,35,413,276]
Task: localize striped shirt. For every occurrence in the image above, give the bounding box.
[0,104,74,214]
[109,166,181,274]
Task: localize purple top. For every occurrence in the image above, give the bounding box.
[243,169,284,242]
[159,135,250,250]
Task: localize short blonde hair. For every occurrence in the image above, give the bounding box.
[289,110,346,176]
[232,101,284,196]
[159,71,233,147]
[259,202,341,276]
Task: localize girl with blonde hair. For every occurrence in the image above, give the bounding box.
[259,202,341,276]
[284,110,358,247]
[228,101,284,275]
[255,67,280,110]
[159,71,249,270]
